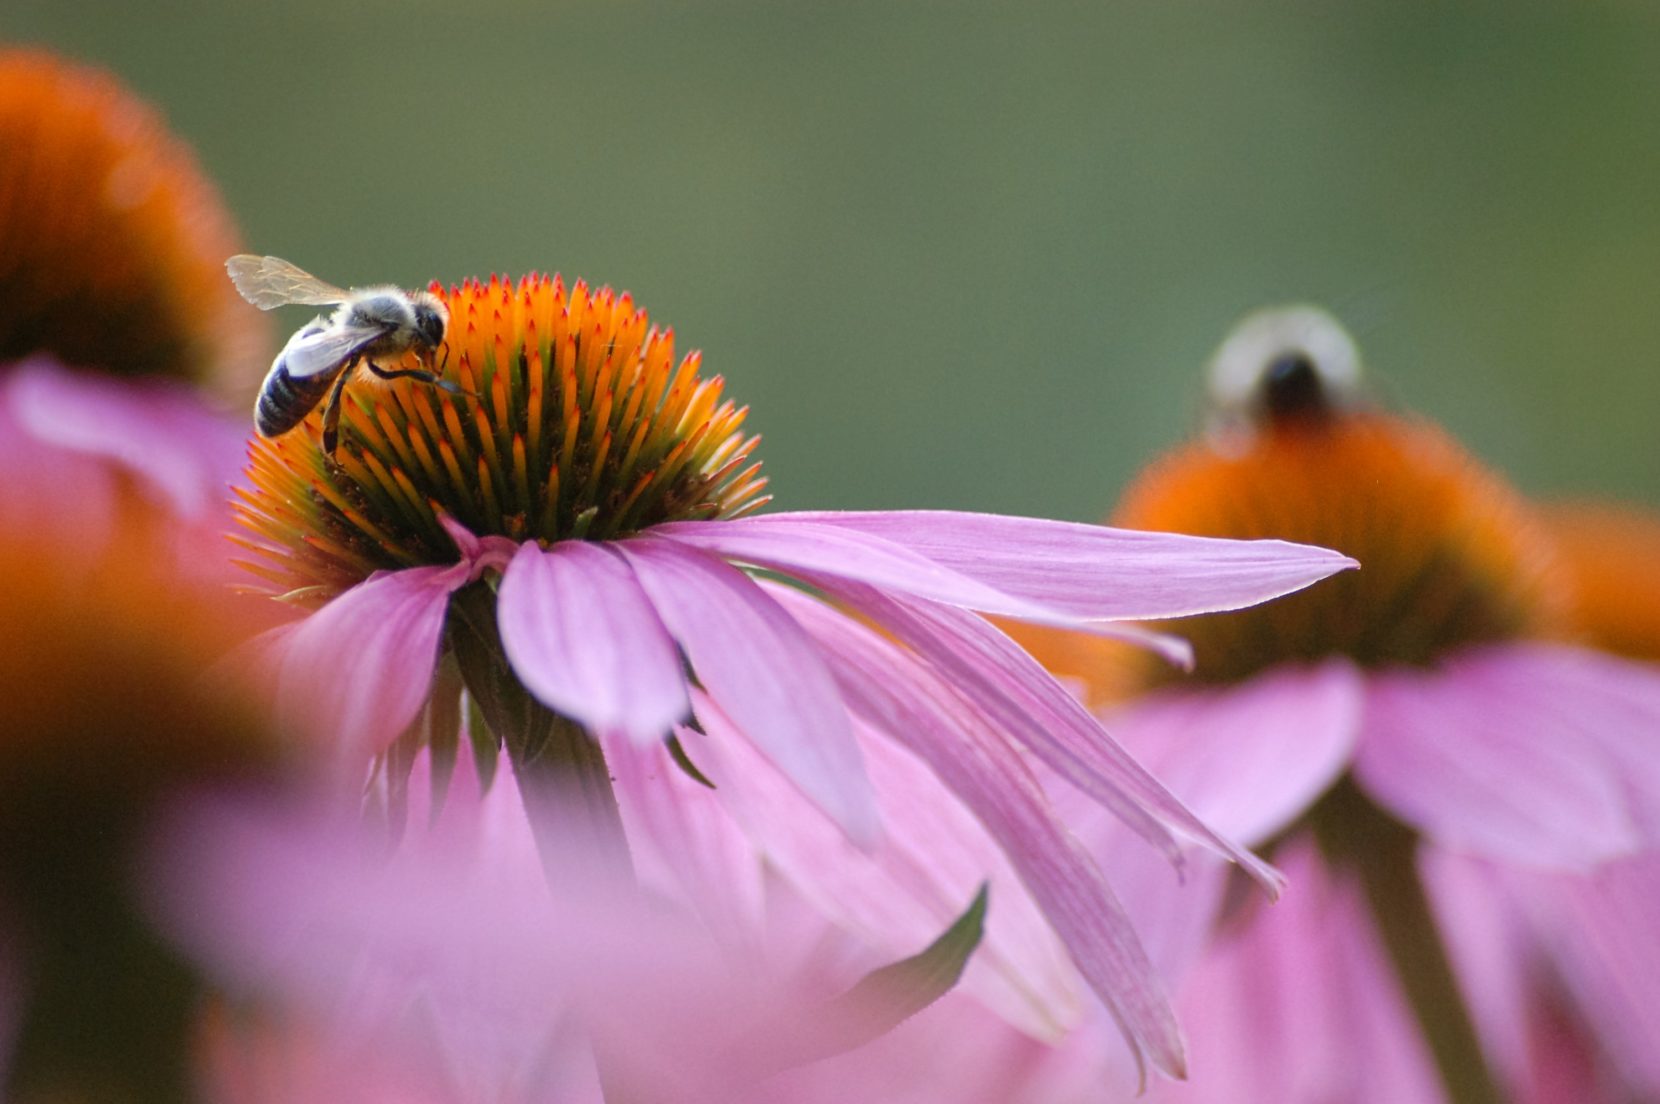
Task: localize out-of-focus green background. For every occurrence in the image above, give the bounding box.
[8,2,1658,518]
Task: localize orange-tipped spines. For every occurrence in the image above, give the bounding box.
[236,273,770,599]
[1113,410,1569,687]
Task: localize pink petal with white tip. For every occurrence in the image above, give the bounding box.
[497,541,690,746]
[616,537,879,846]
[0,382,117,552]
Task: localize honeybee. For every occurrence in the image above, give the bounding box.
[227,254,464,454]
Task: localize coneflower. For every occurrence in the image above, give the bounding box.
[0,49,262,567]
[998,305,1660,1103]
[232,271,1354,1081]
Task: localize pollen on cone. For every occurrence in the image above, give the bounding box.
[0,49,265,391]
[1110,411,1568,686]
[235,273,768,601]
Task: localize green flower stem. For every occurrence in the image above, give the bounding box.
[1312,781,1502,1104]
[447,581,633,883]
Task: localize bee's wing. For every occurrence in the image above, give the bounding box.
[227,255,352,309]
[280,319,393,379]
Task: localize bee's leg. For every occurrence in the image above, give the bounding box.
[365,359,473,399]
[319,357,359,456]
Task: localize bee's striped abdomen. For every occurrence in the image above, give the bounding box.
[255,361,337,438]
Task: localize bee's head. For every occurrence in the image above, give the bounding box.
[410,293,449,352]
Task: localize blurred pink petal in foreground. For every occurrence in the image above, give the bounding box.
[151,760,992,1104]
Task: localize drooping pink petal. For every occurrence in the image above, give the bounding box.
[683,689,1088,1040]
[762,582,1185,1084]
[659,510,1355,624]
[6,357,247,519]
[1435,645,1660,842]
[1354,645,1660,868]
[1151,841,1445,1104]
[1417,849,1538,1095]
[814,578,1286,892]
[497,541,690,746]
[1105,661,1363,847]
[1528,853,1660,1095]
[601,733,767,942]
[616,538,878,845]
[276,564,469,763]
[1082,843,1234,1002]
[660,516,1199,666]
[1431,849,1660,1099]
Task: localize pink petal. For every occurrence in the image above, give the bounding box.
[0,387,118,552]
[148,786,926,1104]
[1432,850,1660,1097]
[662,510,1355,623]
[436,514,518,574]
[1151,841,1446,1104]
[764,582,1185,1083]
[1083,844,1233,997]
[278,564,467,763]
[661,516,1199,665]
[1354,645,1660,868]
[1106,661,1364,847]
[6,357,247,520]
[818,581,1287,892]
[497,541,690,746]
[601,733,767,941]
[1533,854,1660,1094]
[1418,850,1559,1099]
[616,538,878,845]
[684,689,1088,1039]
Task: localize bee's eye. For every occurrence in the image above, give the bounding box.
[415,306,446,348]
[1259,350,1325,419]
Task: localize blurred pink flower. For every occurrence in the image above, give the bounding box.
[151,757,1000,1104]
[233,273,1356,1081]
[984,307,1660,1103]
[0,49,266,581]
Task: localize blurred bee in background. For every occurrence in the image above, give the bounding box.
[227,255,464,454]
